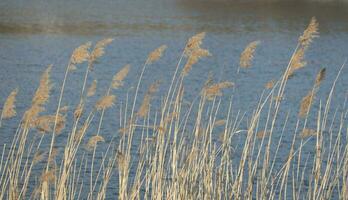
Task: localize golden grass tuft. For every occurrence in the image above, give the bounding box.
[240,41,260,68]
[87,80,97,97]
[40,170,56,183]
[299,17,319,48]
[182,32,211,76]
[32,65,52,106]
[202,81,234,100]
[74,103,84,119]
[299,91,314,118]
[1,88,18,120]
[315,68,326,88]
[71,42,91,65]
[85,135,105,151]
[256,130,269,139]
[265,80,275,89]
[34,114,66,134]
[112,64,131,89]
[95,95,116,111]
[147,45,167,64]
[214,119,226,127]
[90,38,114,63]
[287,48,306,78]
[300,128,317,138]
[33,151,46,165]
[137,81,160,118]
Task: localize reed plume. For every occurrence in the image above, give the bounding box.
[265,80,275,89]
[240,41,260,68]
[287,48,306,78]
[299,90,315,118]
[202,81,234,100]
[90,38,114,63]
[40,170,56,183]
[147,45,167,64]
[87,80,97,97]
[1,88,18,120]
[24,66,52,125]
[33,151,46,165]
[314,68,326,88]
[32,65,52,106]
[137,81,160,118]
[34,114,66,134]
[257,130,269,139]
[300,128,316,138]
[59,106,69,113]
[95,95,116,111]
[299,68,326,118]
[85,135,105,151]
[299,17,319,49]
[214,119,226,127]
[287,18,319,78]
[71,42,91,65]
[112,64,131,89]
[74,103,84,119]
[182,32,211,76]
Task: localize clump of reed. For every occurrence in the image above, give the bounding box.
[0,17,347,200]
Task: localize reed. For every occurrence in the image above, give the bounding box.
[0,17,347,200]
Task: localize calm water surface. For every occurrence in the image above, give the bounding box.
[0,0,348,198]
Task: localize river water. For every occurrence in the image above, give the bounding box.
[0,0,348,199]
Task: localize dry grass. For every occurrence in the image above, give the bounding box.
[0,17,347,200]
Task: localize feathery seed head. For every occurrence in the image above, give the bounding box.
[240,41,260,68]
[1,88,18,119]
[147,45,167,64]
[71,42,91,64]
[85,135,105,151]
[87,80,97,97]
[95,95,116,111]
[112,64,130,89]
[299,17,319,48]
[90,38,114,62]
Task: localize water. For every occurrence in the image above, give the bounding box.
[0,0,348,199]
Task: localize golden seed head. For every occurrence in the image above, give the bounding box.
[112,64,130,89]
[34,114,66,134]
[299,90,315,118]
[33,150,46,165]
[147,45,167,64]
[240,41,260,68]
[23,105,45,126]
[287,48,306,79]
[256,130,269,139]
[32,65,52,107]
[71,42,91,64]
[1,88,18,119]
[299,17,319,48]
[300,128,317,138]
[182,32,211,76]
[202,81,234,100]
[315,68,326,88]
[137,81,160,118]
[87,80,97,97]
[85,135,105,151]
[95,95,116,111]
[74,103,84,119]
[90,38,114,62]
[265,80,275,89]
[185,32,206,54]
[214,119,226,127]
[40,170,56,183]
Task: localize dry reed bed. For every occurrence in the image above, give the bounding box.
[0,17,347,200]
